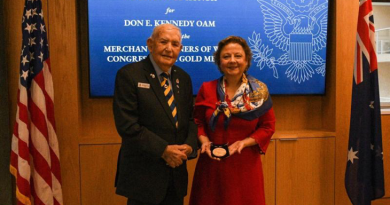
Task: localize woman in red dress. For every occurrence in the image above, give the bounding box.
[189,36,276,205]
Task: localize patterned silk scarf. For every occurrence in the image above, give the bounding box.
[209,74,273,131]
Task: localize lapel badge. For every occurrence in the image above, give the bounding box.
[176,79,179,84]
[150,73,155,78]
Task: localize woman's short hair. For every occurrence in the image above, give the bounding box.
[213,36,252,73]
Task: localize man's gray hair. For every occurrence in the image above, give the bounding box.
[150,24,182,41]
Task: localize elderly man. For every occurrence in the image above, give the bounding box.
[113,24,197,205]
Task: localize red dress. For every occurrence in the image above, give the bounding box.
[189,80,276,205]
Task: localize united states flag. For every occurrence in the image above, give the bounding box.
[9,0,63,204]
[345,0,385,204]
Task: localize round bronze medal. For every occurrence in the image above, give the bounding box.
[210,143,230,158]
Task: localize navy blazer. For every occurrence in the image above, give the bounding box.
[113,56,198,204]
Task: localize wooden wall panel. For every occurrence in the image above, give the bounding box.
[80,98,119,144]
[77,0,119,145]
[322,0,336,132]
[335,1,358,204]
[276,137,335,205]
[381,115,390,198]
[373,198,390,205]
[47,0,81,204]
[262,140,276,205]
[5,0,24,131]
[273,96,323,131]
[184,153,198,205]
[80,144,127,205]
[4,1,24,204]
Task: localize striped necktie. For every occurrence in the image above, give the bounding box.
[160,72,178,128]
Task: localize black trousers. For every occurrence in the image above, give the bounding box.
[127,173,183,205]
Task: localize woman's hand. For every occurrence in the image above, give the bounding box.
[199,135,220,161]
[228,140,245,156]
[228,137,257,156]
[200,140,210,154]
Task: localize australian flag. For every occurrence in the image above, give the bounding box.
[345,0,385,205]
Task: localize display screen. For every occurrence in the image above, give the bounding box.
[88,0,329,96]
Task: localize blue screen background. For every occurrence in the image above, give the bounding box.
[88,0,329,96]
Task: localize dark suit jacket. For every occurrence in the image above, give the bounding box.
[113,56,198,204]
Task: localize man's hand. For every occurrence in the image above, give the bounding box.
[178,144,193,156]
[162,145,188,168]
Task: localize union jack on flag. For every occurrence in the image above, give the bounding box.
[345,0,385,205]
[354,0,378,84]
[10,0,63,204]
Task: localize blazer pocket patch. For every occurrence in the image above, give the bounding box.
[138,82,150,89]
